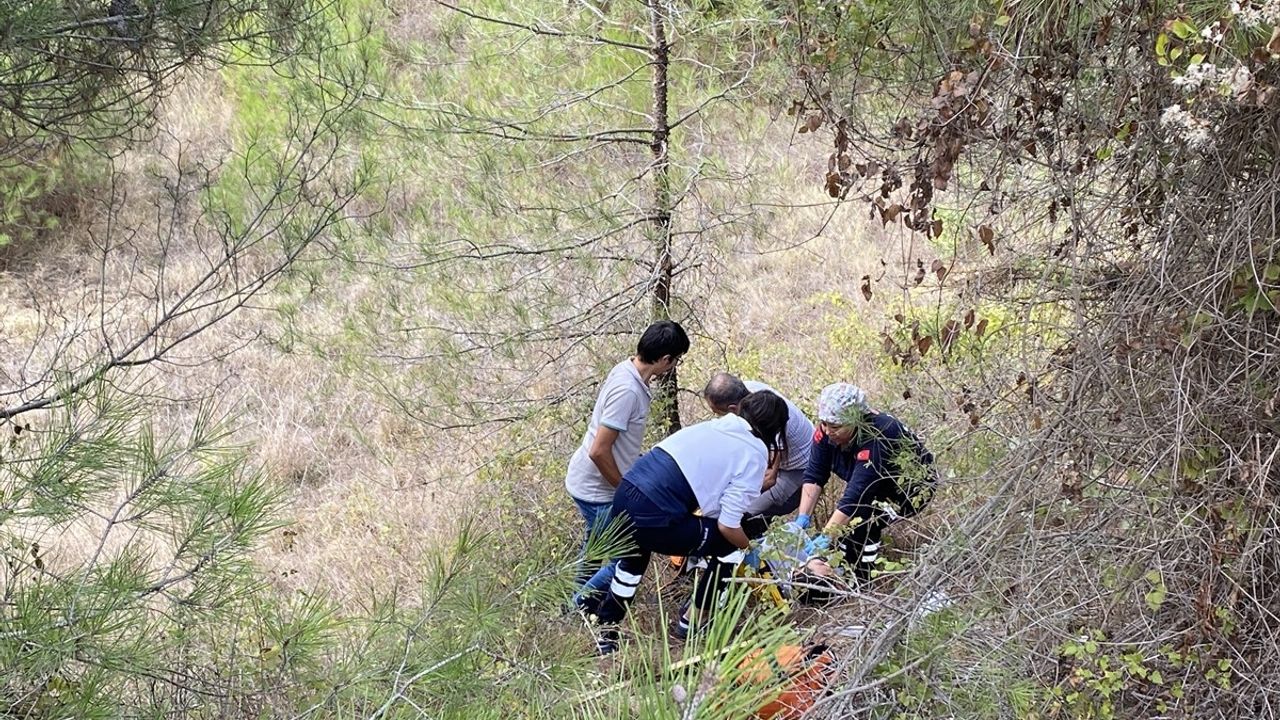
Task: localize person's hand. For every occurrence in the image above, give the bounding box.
[795,514,811,530]
[804,535,830,555]
[782,519,808,537]
[743,546,762,570]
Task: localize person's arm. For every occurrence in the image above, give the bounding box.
[586,426,624,488]
[760,450,781,491]
[824,443,880,531]
[797,482,824,518]
[718,522,751,550]
[589,383,640,488]
[796,430,834,519]
[717,448,766,548]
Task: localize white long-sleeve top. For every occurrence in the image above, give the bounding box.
[655,414,766,529]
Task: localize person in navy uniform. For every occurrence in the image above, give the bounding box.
[792,382,937,581]
[586,391,790,654]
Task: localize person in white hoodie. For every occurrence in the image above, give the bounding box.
[585,390,790,655]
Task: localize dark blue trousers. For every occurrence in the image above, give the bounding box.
[589,449,740,626]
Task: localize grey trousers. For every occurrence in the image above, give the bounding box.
[746,467,806,519]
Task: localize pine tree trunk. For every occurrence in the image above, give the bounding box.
[647,0,680,435]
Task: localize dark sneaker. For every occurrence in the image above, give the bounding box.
[670,614,696,641]
[596,627,620,656]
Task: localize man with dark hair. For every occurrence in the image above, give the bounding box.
[702,372,815,519]
[565,320,689,609]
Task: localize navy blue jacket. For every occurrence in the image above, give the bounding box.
[803,412,935,516]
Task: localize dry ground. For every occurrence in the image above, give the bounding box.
[0,59,947,612]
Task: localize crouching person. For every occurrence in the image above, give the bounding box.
[794,383,937,583]
[586,391,789,655]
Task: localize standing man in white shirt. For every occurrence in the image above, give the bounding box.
[565,320,689,610]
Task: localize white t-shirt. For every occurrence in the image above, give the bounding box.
[565,360,652,503]
[744,381,814,472]
[656,414,765,529]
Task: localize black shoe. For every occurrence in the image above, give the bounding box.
[670,614,696,641]
[596,627,620,656]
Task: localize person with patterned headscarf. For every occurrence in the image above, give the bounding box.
[791,382,937,582]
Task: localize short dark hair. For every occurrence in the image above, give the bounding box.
[738,390,789,453]
[703,372,749,409]
[636,320,690,363]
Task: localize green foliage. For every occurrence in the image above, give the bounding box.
[1048,629,1215,719]
[1,383,338,716]
[874,598,1039,720]
[0,0,334,149]
[0,147,109,252]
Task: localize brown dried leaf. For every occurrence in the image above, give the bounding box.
[932,259,948,282]
[930,218,944,237]
[917,335,933,356]
[825,172,842,198]
[861,274,873,301]
[963,308,975,328]
[1269,26,1280,55]
[941,319,961,349]
[978,225,996,255]
[880,203,902,225]
[975,318,989,337]
[806,113,824,132]
[913,259,926,286]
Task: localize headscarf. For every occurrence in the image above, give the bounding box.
[816,382,869,425]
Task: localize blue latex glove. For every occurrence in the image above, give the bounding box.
[795,514,811,530]
[782,520,808,537]
[804,535,830,555]
[743,547,762,570]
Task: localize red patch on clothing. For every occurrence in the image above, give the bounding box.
[813,428,824,443]
[856,449,871,462]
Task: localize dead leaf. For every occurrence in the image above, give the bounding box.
[805,113,824,132]
[963,308,975,328]
[975,318,989,337]
[917,335,933,356]
[978,225,996,255]
[880,203,902,225]
[930,218,944,237]
[932,259,948,282]
[1269,26,1280,55]
[903,388,913,400]
[825,172,842,198]
[941,319,961,349]
[913,259,926,286]
[861,274,873,301]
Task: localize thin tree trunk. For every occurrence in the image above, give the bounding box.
[647,0,680,435]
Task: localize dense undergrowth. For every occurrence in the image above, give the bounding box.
[4,0,1278,718]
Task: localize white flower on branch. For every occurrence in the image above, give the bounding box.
[1172,61,1218,90]
[1227,65,1254,96]
[1160,104,1191,128]
[1201,22,1227,43]
[1160,104,1215,150]
[1230,0,1280,26]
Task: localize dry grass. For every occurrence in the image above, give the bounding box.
[0,30,922,617]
